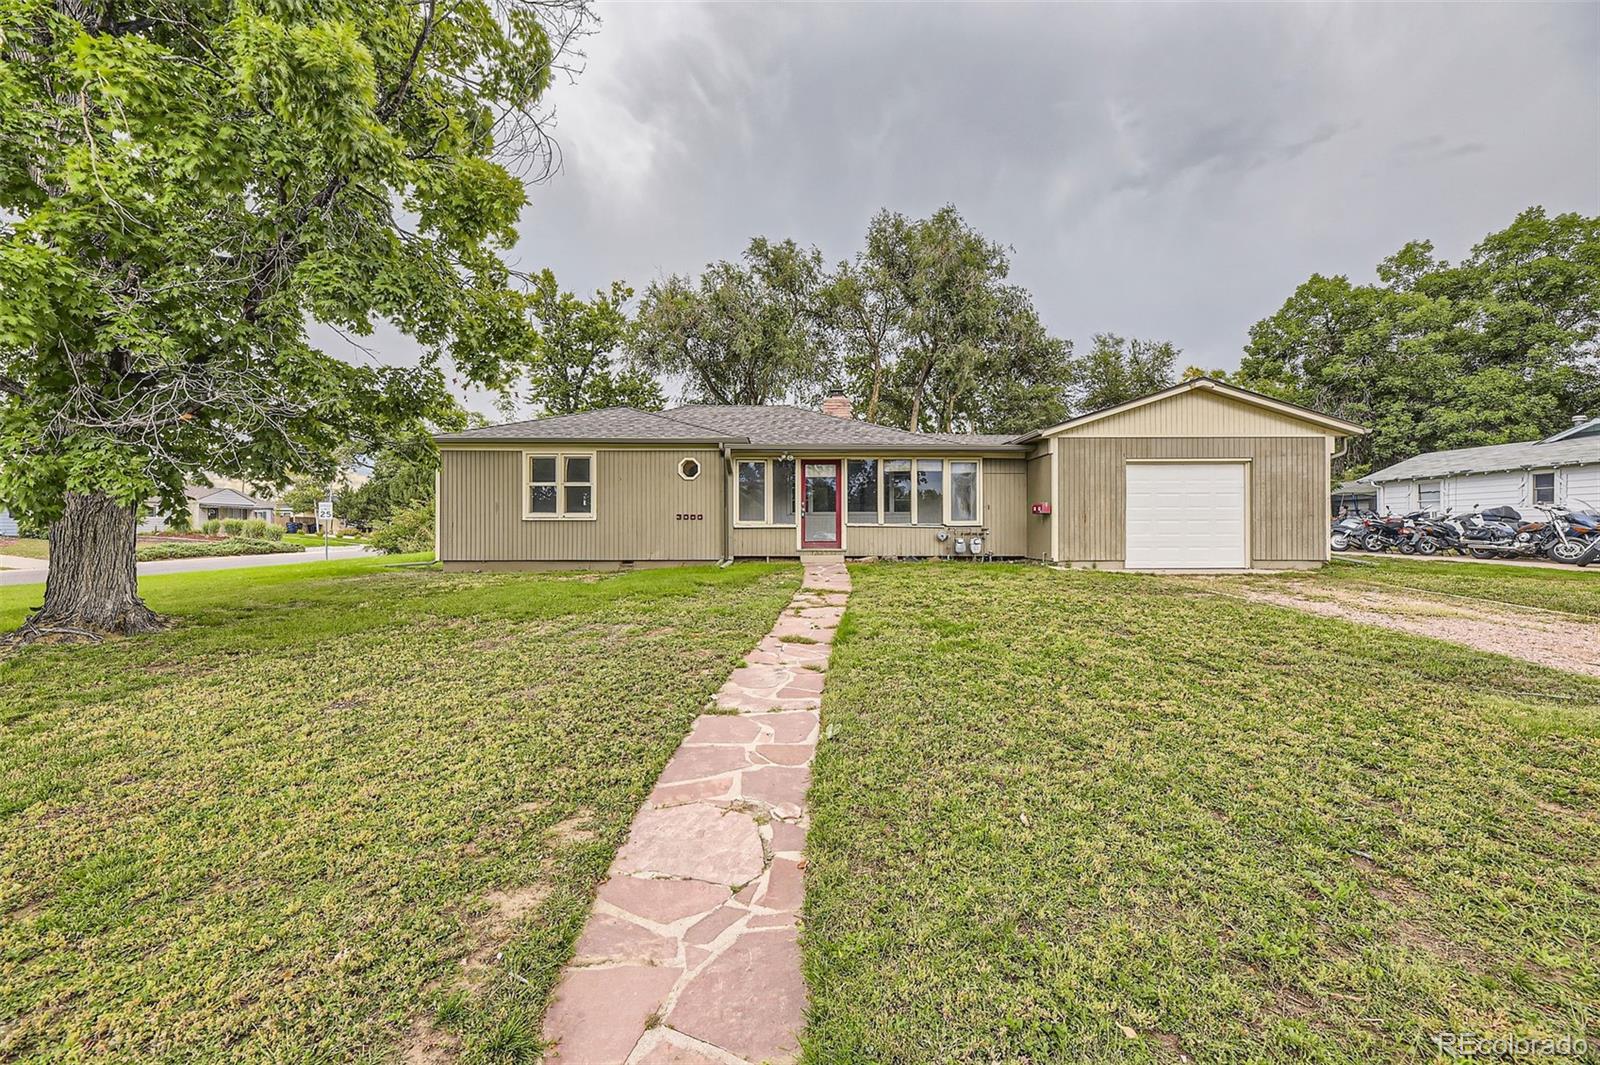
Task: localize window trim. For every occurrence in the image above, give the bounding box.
[522,449,597,521]
[1417,480,1442,512]
[733,458,798,528]
[843,456,983,527]
[678,456,702,482]
[1532,469,1556,506]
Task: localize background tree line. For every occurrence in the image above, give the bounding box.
[299,203,1600,537]
[519,205,1180,434]
[1229,207,1600,478]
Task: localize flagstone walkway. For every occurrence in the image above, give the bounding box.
[542,562,851,1065]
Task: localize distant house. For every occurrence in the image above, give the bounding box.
[1330,480,1377,515]
[0,510,17,538]
[138,485,276,533]
[1364,415,1600,516]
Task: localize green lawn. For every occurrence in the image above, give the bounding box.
[1312,556,1600,618]
[282,531,369,548]
[804,563,1600,1062]
[0,537,50,560]
[0,557,799,1061]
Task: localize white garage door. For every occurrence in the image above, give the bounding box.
[1125,462,1247,570]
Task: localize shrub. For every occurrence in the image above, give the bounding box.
[202,519,221,536]
[221,518,245,537]
[261,524,285,542]
[242,518,269,539]
[370,501,434,555]
[136,538,304,561]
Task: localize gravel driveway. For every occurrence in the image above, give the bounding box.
[1211,579,1600,678]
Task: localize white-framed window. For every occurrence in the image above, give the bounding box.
[843,457,983,526]
[1533,470,1555,506]
[523,450,596,520]
[678,457,702,481]
[1418,481,1441,511]
[734,458,797,526]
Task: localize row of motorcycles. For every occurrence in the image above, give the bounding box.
[1331,502,1600,566]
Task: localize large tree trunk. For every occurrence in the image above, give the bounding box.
[14,491,163,643]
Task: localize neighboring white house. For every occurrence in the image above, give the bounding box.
[0,509,17,537]
[1364,415,1600,516]
[138,484,277,533]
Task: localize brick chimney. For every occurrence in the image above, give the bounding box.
[821,393,853,419]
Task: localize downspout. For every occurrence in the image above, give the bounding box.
[718,443,733,566]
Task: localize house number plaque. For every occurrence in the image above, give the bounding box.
[676,513,704,521]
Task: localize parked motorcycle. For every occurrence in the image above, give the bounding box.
[1545,502,1600,563]
[1459,506,1536,559]
[1407,512,1471,556]
[1357,512,1412,553]
[1330,513,1367,552]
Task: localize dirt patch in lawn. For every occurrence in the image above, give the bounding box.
[1207,579,1600,678]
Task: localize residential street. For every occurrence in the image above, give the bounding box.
[0,545,375,586]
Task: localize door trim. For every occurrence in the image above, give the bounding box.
[800,460,843,550]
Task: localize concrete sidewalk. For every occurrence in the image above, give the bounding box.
[0,545,374,586]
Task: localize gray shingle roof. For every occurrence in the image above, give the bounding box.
[1366,437,1599,482]
[437,404,1028,451]
[188,487,268,508]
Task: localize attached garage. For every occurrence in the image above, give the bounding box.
[1124,461,1247,569]
[1017,379,1365,571]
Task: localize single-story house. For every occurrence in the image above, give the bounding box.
[138,485,276,533]
[434,378,1364,572]
[1364,415,1599,516]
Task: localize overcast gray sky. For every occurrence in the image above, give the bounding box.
[320,1,1600,416]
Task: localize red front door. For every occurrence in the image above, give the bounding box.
[801,461,842,549]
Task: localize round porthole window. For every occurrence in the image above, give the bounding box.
[678,457,702,481]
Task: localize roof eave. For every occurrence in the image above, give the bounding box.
[1021,378,1367,440]
[434,433,742,446]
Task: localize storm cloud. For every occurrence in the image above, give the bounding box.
[321,2,1600,412]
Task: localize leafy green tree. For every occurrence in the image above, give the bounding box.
[825,206,1072,433]
[340,444,438,526]
[280,482,330,518]
[0,0,586,638]
[629,237,829,405]
[1236,208,1598,476]
[1070,334,1180,413]
[521,269,662,414]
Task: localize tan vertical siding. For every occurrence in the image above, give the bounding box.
[732,526,797,557]
[438,448,723,562]
[1062,389,1333,437]
[1057,437,1328,564]
[1026,452,1052,559]
[980,459,1027,556]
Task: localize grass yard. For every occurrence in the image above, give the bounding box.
[0,537,50,560]
[1322,556,1600,618]
[282,532,369,548]
[0,557,798,1061]
[804,563,1600,1062]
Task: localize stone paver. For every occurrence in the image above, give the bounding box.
[544,562,850,1065]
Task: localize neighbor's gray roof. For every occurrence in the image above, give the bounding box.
[1333,480,1376,495]
[1542,415,1600,443]
[437,404,1028,451]
[187,486,267,508]
[1366,436,1599,483]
